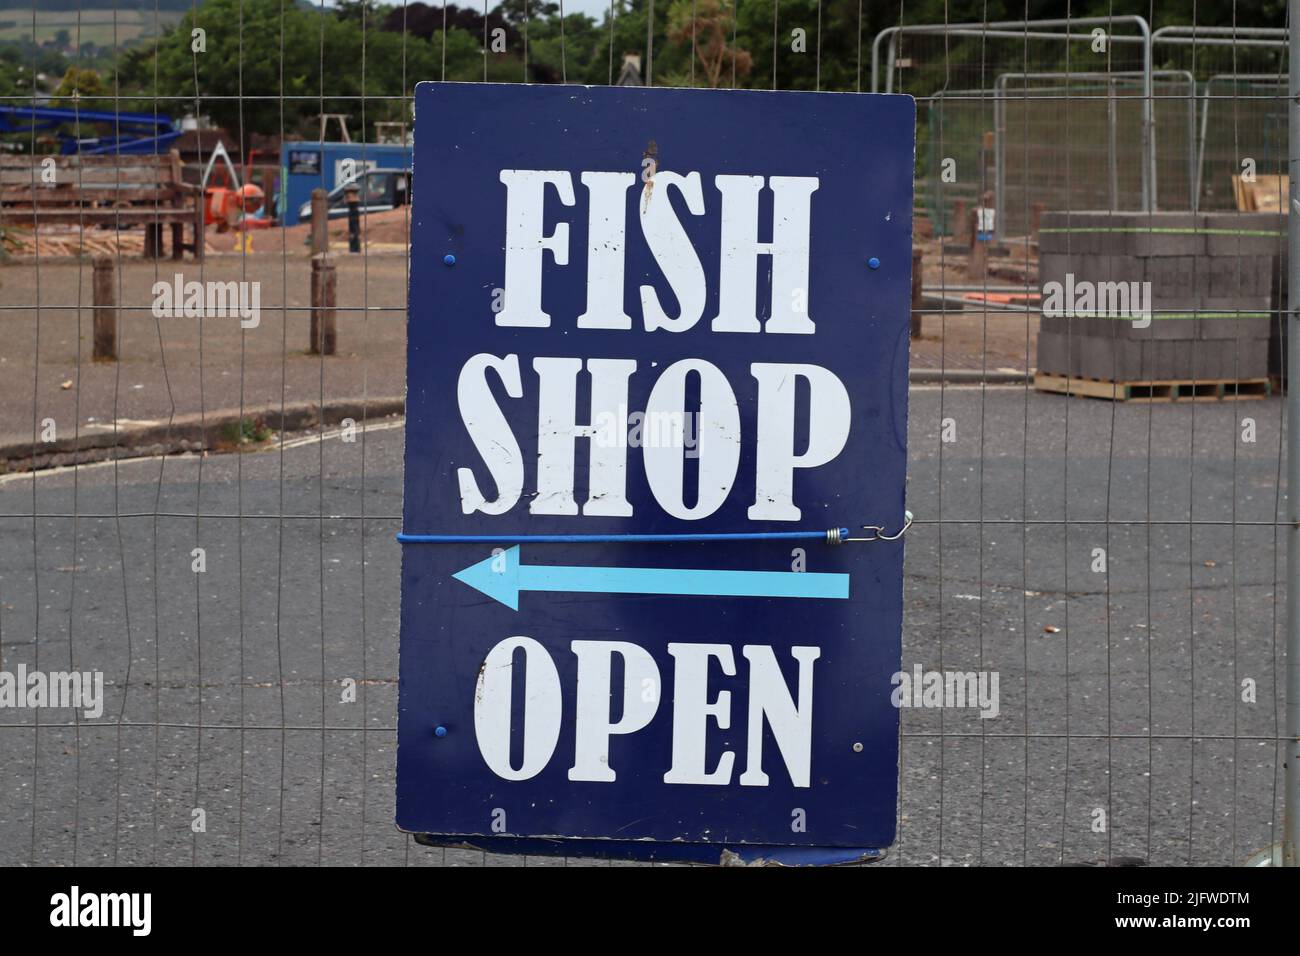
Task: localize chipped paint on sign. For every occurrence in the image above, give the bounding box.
[397,82,914,864]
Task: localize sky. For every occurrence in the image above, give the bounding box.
[323,0,619,19]
[554,0,614,16]
[412,0,617,21]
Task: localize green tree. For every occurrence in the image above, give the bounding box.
[120,0,473,139]
[52,65,114,112]
[99,0,1290,144]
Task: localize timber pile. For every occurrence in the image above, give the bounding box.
[2,226,146,259]
[1,152,201,260]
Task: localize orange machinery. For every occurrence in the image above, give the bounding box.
[201,141,275,231]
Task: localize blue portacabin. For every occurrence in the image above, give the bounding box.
[397,82,914,865]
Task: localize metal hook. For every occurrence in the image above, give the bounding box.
[838,510,913,543]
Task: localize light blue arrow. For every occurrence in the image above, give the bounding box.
[452,545,850,610]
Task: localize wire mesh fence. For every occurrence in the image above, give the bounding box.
[923,73,1199,237]
[1197,75,1288,212]
[0,2,1294,866]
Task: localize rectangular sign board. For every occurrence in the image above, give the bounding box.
[398,82,914,864]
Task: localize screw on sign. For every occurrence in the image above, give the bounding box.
[397,83,914,865]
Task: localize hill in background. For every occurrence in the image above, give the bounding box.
[0,1,190,47]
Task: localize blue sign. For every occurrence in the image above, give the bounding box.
[397,82,914,864]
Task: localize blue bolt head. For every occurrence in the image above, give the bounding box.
[434,725,448,738]
[443,254,457,266]
[868,256,881,270]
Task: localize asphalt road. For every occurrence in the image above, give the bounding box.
[0,386,1289,866]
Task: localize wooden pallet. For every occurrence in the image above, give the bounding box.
[1232,173,1288,213]
[1034,372,1271,403]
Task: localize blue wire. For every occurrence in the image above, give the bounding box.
[396,529,848,544]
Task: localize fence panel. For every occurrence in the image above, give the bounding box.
[0,2,1292,867]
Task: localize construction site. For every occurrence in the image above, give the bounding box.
[3,21,1292,400]
[0,3,1297,887]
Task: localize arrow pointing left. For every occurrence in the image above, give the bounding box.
[452,545,851,611]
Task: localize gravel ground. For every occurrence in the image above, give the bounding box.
[0,387,1287,867]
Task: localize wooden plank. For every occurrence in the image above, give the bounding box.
[0,208,195,224]
[1232,173,1289,213]
[1034,372,1270,403]
[0,155,171,169]
[1,188,180,203]
[1034,373,1129,400]
[0,168,174,186]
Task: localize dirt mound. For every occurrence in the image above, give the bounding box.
[205,206,412,255]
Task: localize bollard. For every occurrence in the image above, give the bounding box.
[345,184,361,253]
[92,255,116,361]
[310,254,337,356]
[310,187,329,256]
[910,248,923,339]
[953,198,969,245]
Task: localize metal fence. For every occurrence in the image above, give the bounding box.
[924,73,1198,237]
[0,4,1295,867]
[1196,75,1288,211]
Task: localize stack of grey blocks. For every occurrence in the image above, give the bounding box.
[1036,211,1282,382]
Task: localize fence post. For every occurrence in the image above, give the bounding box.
[92,255,116,361]
[1030,201,1045,240]
[311,254,337,356]
[645,0,654,85]
[911,248,923,339]
[1284,0,1299,868]
[193,192,205,262]
[980,130,995,205]
[311,187,329,256]
[967,207,986,279]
